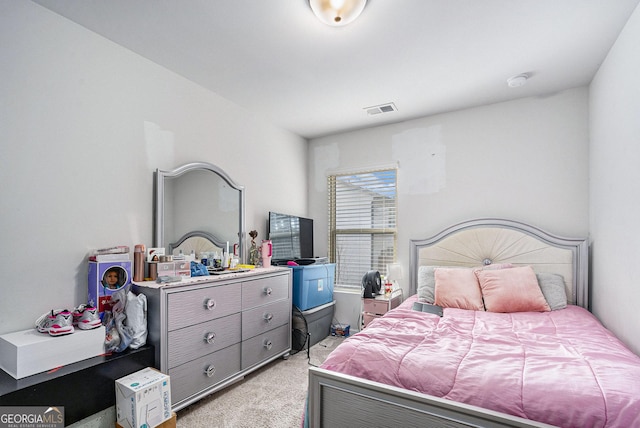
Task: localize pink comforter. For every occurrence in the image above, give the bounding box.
[321,296,640,427]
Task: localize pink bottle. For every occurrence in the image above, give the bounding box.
[261,240,272,268]
[134,244,145,282]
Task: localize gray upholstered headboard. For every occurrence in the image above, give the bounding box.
[409,218,589,309]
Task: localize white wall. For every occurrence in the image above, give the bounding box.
[0,2,307,335]
[589,4,640,355]
[4,1,636,358]
[309,88,590,330]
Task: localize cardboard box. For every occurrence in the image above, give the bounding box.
[116,412,176,428]
[331,323,350,337]
[116,367,172,428]
[0,326,106,379]
[88,261,132,318]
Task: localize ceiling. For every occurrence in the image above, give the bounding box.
[32,0,640,139]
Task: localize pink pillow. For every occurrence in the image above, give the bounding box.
[475,265,550,313]
[434,268,484,311]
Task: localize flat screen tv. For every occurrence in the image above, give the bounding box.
[267,211,314,263]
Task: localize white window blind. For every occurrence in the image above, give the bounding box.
[328,168,397,288]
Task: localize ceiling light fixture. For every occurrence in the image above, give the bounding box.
[507,73,529,88]
[309,0,367,27]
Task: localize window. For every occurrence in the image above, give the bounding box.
[328,168,397,288]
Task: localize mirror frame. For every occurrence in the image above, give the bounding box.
[154,162,245,262]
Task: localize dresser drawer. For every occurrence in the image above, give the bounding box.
[363,298,389,315]
[169,343,241,405]
[168,313,241,369]
[241,275,289,310]
[241,299,290,341]
[363,312,382,328]
[241,324,290,370]
[168,283,241,331]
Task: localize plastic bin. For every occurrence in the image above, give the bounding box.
[290,264,335,311]
[302,300,335,348]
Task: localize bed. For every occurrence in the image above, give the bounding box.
[168,230,226,257]
[307,218,640,427]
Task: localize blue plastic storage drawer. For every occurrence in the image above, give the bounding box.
[290,264,335,311]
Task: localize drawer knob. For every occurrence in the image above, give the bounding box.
[263,313,274,323]
[204,365,216,378]
[263,339,273,350]
[204,332,216,344]
[204,298,216,310]
[264,287,273,296]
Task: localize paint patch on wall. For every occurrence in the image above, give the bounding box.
[218,180,237,213]
[392,127,446,195]
[314,143,340,192]
[144,121,175,170]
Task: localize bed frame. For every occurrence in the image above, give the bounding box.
[168,230,227,256]
[308,218,589,428]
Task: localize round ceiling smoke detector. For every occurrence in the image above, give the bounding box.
[507,74,528,88]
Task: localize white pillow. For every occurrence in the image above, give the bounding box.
[536,272,568,310]
[417,266,437,303]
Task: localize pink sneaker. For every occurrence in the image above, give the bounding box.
[35,310,75,336]
[72,304,102,330]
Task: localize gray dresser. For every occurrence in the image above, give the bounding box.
[134,267,292,410]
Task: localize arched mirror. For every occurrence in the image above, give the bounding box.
[154,162,245,262]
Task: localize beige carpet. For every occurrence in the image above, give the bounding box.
[176,335,345,428]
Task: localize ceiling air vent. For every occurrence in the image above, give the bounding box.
[364,102,397,116]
